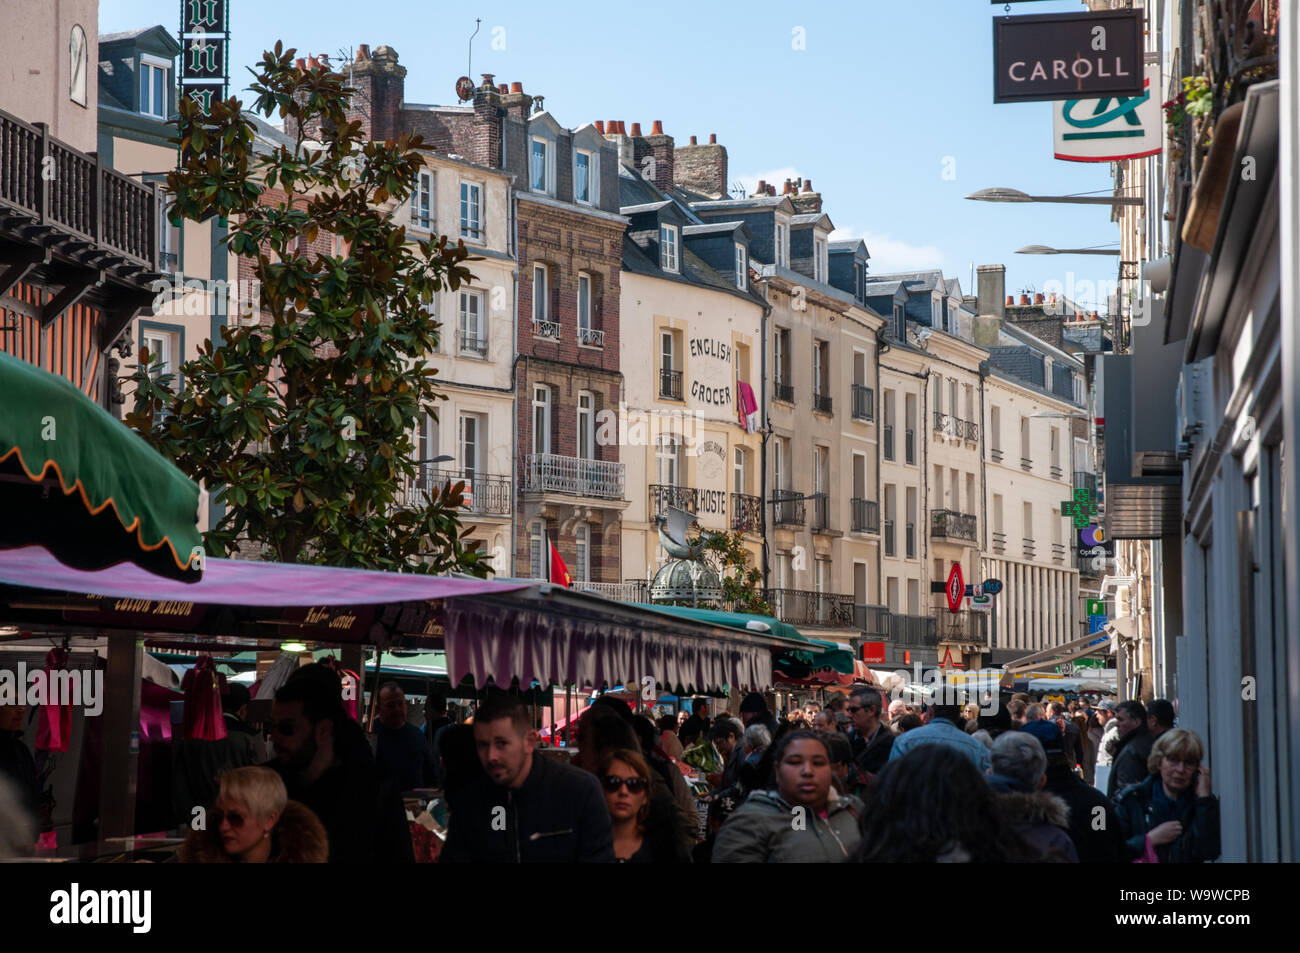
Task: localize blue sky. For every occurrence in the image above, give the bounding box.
[102,0,1126,310]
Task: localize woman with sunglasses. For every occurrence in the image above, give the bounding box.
[178,766,328,863]
[1114,728,1220,862]
[598,748,692,863]
[711,730,862,863]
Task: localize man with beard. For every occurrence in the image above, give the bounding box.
[267,665,412,862]
[440,692,612,862]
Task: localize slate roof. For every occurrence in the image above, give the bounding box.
[682,222,744,236]
[862,279,905,297]
[870,269,946,294]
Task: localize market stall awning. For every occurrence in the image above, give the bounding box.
[1003,630,1113,675]
[0,350,202,580]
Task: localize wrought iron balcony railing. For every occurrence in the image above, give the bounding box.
[521,453,625,500]
[851,384,874,421]
[850,498,879,534]
[931,509,978,542]
[764,589,854,628]
[731,492,763,534]
[0,108,157,268]
[650,483,698,516]
[813,392,833,414]
[774,380,795,404]
[578,326,605,348]
[456,329,487,356]
[855,603,889,637]
[411,466,512,516]
[887,612,940,647]
[533,319,561,340]
[936,609,989,647]
[962,419,980,442]
[772,488,806,527]
[659,368,683,400]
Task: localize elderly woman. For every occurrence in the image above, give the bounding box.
[179,766,328,863]
[1114,728,1220,862]
[713,730,862,862]
[987,729,1078,862]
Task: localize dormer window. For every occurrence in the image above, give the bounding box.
[660,224,679,273]
[574,149,597,205]
[139,54,171,119]
[530,138,553,194]
[735,243,747,291]
[775,221,788,268]
[931,296,943,329]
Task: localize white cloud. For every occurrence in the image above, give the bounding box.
[831,226,945,273]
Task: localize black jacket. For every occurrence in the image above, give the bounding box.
[440,751,614,863]
[853,723,895,777]
[172,714,258,824]
[266,720,413,864]
[1043,761,1124,863]
[1115,775,1220,863]
[1107,726,1154,800]
[0,730,38,824]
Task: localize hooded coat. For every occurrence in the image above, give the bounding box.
[177,800,329,863]
[712,789,863,863]
[986,773,1079,862]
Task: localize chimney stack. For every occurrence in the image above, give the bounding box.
[630,122,642,136]
[1019,294,1031,306]
[1034,293,1044,305]
[790,176,822,214]
[674,133,728,199]
[974,264,1007,348]
[356,44,371,61]
[642,119,675,192]
[501,81,530,124]
[294,42,405,143]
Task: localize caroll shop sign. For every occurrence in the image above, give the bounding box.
[993,9,1144,104]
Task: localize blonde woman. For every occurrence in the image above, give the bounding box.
[1114,728,1220,862]
[179,766,328,863]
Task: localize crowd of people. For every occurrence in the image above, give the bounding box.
[0,666,1221,864]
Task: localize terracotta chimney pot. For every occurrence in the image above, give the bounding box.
[1019,294,1030,305]
[1006,296,1014,306]
[689,135,697,145]
[356,44,371,61]
[510,82,523,93]
[803,179,813,192]
[709,133,716,144]
[1034,293,1044,304]
[594,120,605,134]
[295,57,307,71]
[630,122,642,137]
[651,120,663,135]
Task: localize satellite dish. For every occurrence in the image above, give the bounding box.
[455,76,475,102]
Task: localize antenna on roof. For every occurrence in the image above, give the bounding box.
[467,18,481,79]
[729,181,746,199]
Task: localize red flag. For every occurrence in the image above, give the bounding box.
[549,542,573,587]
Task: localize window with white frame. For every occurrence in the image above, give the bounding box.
[577,272,593,335]
[735,243,747,291]
[577,391,595,460]
[734,446,748,495]
[458,290,485,355]
[459,413,481,481]
[574,149,597,205]
[530,138,552,193]
[529,520,546,578]
[141,327,179,389]
[814,236,827,282]
[574,524,591,583]
[139,55,169,118]
[533,264,549,323]
[417,410,439,465]
[459,182,482,241]
[659,224,679,272]
[410,170,433,230]
[775,222,788,268]
[532,385,551,455]
[656,434,682,486]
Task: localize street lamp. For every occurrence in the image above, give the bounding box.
[966,187,1142,207]
[1015,245,1121,256]
[1030,411,1089,419]
[413,455,455,466]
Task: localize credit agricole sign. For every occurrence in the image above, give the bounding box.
[992,9,1144,104]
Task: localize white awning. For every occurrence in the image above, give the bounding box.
[1003,630,1113,675]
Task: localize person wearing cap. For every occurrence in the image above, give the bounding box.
[738,693,779,739]
[1094,700,1120,766]
[987,726,1078,862]
[1031,719,1124,862]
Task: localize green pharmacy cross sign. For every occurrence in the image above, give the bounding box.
[1061,488,1099,528]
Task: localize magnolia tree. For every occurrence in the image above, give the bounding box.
[126,45,487,573]
[701,531,770,616]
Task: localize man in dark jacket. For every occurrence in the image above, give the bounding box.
[1026,720,1124,862]
[988,729,1078,862]
[267,664,413,863]
[847,687,893,776]
[1107,700,1154,800]
[1046,701,1084,768]
[373,682,437,792]
[441,693,613,862]
[0,701,37,827]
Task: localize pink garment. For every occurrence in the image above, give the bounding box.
[181,655,227,741]
[737,381,759,433]
[35,647,72,753]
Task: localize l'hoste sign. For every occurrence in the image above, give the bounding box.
[993,9,1144,104]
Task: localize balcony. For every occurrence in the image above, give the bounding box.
[581,580,649,602]
[884,519,896,557]
[936,610,989,647]
[411,466,511,516]
[992,530,1007,555]
[1022,537,1036,560]
[905,428,916,465]
[850,498,879,534]
[883,425,895,461]
[650,483,698,517]
[533,319,561,340]
[962,419,980,442]
[855,603,889,636]
[1074,471,1097,498]
[1020,456,1033,472]
[905,521,916,559]
[813,392,833,415]
[1052,542,1066,564]
[851,384,874,421]
[810,496,830,533]
[1050,464,1064,480]
[772,489,806,527]
[659,368,683,400]
[931,509,978,543]
[521,453,625,500]
[577,326,604,348]
[774,380,794,404]
[731,492,763,534]
[991,448,1004,463]
[765,589,854,628]
[887,612,940,647]
[456,329,487,356]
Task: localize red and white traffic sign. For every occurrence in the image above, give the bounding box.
[946,564,964,614]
